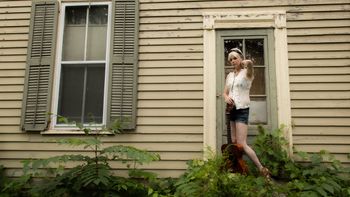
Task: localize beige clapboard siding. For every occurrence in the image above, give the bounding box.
[0,150,203,161]
[292,109,350,117]
[293,144,349,154]
[293,126,350,135]
[0,0,204,178]
[139,60,203,68]
[289,59,349,67]
[139,0,349,12]
[291,100,350,108]
[290,83,350,91]
[139,76,203,84]
[288,43,350,52]
[1,0,349,177]
[288,1,349,164]
[0,142,203,152]
[291,91,350,100]
[0,133,202,143]
[289,67,350,75]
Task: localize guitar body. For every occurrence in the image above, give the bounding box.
[221,143,249,175]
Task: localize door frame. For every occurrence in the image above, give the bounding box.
[215,29,277,150]
[203,11,292,156]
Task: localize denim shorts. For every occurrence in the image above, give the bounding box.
[229,107,249,125]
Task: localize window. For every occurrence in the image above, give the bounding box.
[21,0,139,132]
[223,37,270,125]
[55,3,111,125]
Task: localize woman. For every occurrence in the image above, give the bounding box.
[223,48,270,178]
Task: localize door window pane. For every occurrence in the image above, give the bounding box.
[245,39,264,65]
[223,38,267,124]
[250,67,266,95]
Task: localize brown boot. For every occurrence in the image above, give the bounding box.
[260,167,271,181]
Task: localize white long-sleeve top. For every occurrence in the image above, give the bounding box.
[225,69,253,109]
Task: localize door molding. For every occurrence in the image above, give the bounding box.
[203,11,292,156]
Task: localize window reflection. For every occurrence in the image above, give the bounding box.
[223,38,267,124]
[246,39,264,65]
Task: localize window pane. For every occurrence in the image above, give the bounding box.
[89,5,108,24]
[222,37,267,125]
[246,39,264,65]
[250,67,266,95]
[86,6,108,60]
[84,65,105,123]
[65,6,86,25]
[249,100,267,124]
[58,65,84,123]
[224,39,243,78]
[58,64,105,124]
[62,6,87,61]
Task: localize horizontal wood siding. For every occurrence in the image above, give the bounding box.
[0,0,349,178]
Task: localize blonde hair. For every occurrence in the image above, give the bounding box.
[228,49,245,69]
[228,48,244,61]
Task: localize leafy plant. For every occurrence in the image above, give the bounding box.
[0,165,32,197]
[175,126,350,197]
[20,117,162,196]
[174,149,282,197]
[252,125,350,197]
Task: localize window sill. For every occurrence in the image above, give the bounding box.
[41,129,115,135]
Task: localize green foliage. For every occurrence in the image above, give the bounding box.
[252,125,350,197]
[0,165,32,197]
[174,150,282,197]
[286,150,350,197]
[2,121,349,197]
[175,126,350,197]
[7,117,164,196]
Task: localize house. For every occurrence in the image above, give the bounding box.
[0,0,349,178]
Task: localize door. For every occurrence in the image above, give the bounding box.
[216,29,277,149]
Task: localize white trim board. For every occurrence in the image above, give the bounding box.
[50,2,112,131]
[202,11,293,156]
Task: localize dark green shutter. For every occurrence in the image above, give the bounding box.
[21,0,58,131]
[108,0,139,130]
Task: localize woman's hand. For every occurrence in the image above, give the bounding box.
[224,95,235,106]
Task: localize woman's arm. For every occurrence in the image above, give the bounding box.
[223,85,234,105]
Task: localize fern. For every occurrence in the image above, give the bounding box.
[19,116,161,196]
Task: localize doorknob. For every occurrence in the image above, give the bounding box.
[216,94,222,98]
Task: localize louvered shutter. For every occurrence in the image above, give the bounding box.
[21,0,58,131]
[108,0,139,130]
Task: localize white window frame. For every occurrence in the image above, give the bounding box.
[203,11,293,154]
[49,2,112,131]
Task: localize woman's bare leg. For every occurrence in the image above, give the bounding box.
[230,121,236,143]
[235,122,263,170]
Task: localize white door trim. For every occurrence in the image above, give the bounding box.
[203,11,293,156]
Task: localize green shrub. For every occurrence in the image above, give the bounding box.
[2,122,349,197]
[174,150,282,197]
[252,125,350,197]
[3,118,163,197]
[175,126,350,197]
